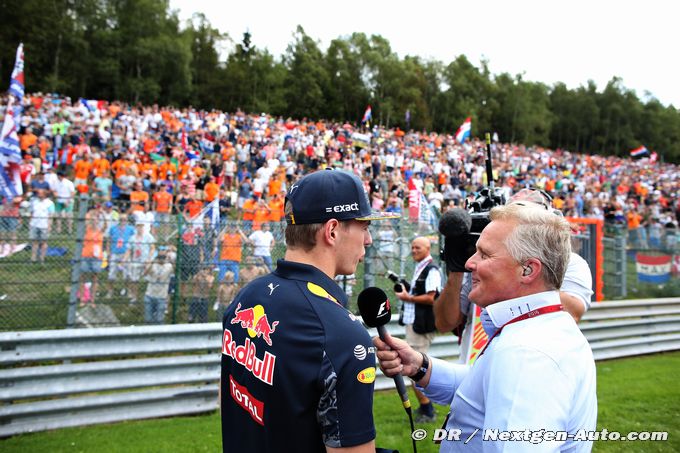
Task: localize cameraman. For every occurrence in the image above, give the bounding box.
[434,188,593,363]
[395,236,441,423]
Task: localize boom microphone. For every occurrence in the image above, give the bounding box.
[438,207,472,238]
[357,287,411,412]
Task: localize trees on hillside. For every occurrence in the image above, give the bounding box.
[1,0,678,162]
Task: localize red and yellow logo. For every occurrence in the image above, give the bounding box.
[231,303,279,346]
[357,367,376,384]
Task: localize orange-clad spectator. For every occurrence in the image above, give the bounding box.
[73,157,93,186]
[79,212,105,306]
[194,164,207,179]
[152,184,173,234]
[183,198,203,220]
[268,192,284,222]
[20,128,38,151]
[92,155,111,178]
[217,224,248,282]
[159,159,177,178]
[627,210,642,230]
[108,102,121,117]
[152,185,173,215]
[38,137,51,161]
[204,177,219,202]
[267,175,282,197]
[437,172,447,188]
[143,137,159,154]
[545,179,556,192]
[251,199,271,231]
[31,95,44,110]
[129,181,150,213]
[112,158,133,179]
[241,197,257,226]
[139,161,156,182]
[553,196,565,211]
[178,162,191,179]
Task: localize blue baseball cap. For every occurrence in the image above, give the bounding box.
[285,169,399,225]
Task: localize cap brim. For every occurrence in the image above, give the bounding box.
[355,211,401,221]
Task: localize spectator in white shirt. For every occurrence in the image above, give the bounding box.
[51,170,75,234]
[248,222,275,271]
[29,189,55,263]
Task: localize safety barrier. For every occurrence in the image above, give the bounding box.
[1,298,679,436]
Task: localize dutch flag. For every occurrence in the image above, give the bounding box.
[630,146,649,158]
[0,104,22,164]
[636,254,671,284]
[362,105,372,124]
[455,117,472,144]
[79,98,101,112]
[181,128,198,160]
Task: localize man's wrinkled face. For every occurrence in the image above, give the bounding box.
[411,237,430,262]
[465,220,523,307]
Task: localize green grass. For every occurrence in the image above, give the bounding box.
[2,352,678,452]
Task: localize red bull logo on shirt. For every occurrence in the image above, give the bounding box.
[222,328,276,386]
[231,303,279,346]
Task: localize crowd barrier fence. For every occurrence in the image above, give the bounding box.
[1,297,679,436]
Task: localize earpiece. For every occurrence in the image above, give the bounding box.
[522,265,532,276]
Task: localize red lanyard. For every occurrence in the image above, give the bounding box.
[478,304,563,357]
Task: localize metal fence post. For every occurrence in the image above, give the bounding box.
[66,195,90,328]
[172,213,182,324]
[617,234,627,299]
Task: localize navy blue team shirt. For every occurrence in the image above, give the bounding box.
[221,259,376,452]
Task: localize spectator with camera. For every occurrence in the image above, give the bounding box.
[394,236,442,423]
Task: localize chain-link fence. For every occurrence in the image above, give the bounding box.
[603,223,680,300]
[2,196,678,331]
[0,195,442,330]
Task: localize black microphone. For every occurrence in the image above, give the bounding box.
[438,207,472,237]
[438,208,477,273]
[357,287,411,412]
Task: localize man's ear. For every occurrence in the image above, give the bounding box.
[520,258,542,283]
[322,219,340,245]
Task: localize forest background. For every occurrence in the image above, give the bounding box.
[1,0,678,163]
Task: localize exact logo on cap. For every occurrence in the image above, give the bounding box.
[325,202,360,214]
[285,170,399,225]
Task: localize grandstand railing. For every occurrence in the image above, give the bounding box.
[1,297,678,436]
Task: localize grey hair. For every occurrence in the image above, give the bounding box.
[490,203,571,289]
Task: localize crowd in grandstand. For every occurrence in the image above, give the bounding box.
[0,93,678,314]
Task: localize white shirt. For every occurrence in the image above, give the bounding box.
[132,210,155,236]
[249,230,274,257]
[561,253,593,310]
[458,253,594,363]
[52,178,75,201]
[30,198,55,229]
[144,262,174,298]
[402,256,441,325]
[425,291,598,452]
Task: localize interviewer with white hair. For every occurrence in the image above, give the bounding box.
[375,204,597,452]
